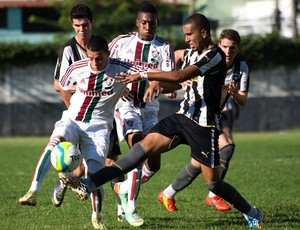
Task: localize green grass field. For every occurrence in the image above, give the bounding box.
[1,130,299,229]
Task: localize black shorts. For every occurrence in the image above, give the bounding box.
[220,110,234,130]
[150,113,220,168]
[107,120,122,158]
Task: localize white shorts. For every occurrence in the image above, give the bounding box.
[51,118,111,171]
[115,106,158,142]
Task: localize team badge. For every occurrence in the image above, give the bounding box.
[106,77,114,87]
[152,50,159,58]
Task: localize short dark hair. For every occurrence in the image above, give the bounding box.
[87,36,108,53]
[138,1,157,15]
[70,4,93,23]
[219,29,241,47]
[183,14,211,36]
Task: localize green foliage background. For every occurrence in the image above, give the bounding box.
[1,0,300,69]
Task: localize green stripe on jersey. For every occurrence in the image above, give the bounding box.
[138,44,150,104]
[83,97,100,122]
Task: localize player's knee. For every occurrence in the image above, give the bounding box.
[220,144,235,168]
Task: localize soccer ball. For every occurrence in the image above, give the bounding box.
[50,142,82,172]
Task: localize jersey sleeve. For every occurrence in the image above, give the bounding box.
[161,43,175,71]
[59,63,77,91]
[239,61,250,92]
[193,49,223,76]
[53,46,73,80]
[108,36,123,59]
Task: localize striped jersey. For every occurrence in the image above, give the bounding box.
[109,32,175,110]
[59,57,147,125]
[221,59,250,110]
[178,45,226,128]
[54,37,89,80]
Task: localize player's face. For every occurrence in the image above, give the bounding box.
[182,23,206,52]
[136,12,157,41]
[87,50,109,72]
[219,38,239,68]
[72,18,92,41]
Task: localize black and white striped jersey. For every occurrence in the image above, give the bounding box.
[177,45,226,128]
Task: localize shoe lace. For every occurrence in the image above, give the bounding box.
[56,181,66,196]
[131,211,142,221]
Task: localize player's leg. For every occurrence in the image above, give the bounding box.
[196,126,263,228]
[205,110,234,211]
[59,131,172,197]
[88,159,106,230]
[19,136,63,206]
[106,123,126,222]
[201,164,263,228]
[205,132,233,211]
[114,107,145,225]
[59,115,178,199]
[159,158,202,212]
[19,118,78,206]
[120,131,144,226]
[84,123,111,230]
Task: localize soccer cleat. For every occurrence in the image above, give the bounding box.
[113,182,128,213]
[125,210,144,227]
[117,212,127,222]
[158,190,177,212]
[206,195,231,211]
[59,172,90,200]
[19,190,37,206]
[92,216,107,230]
[52,179,67,207]
[244,208,263,228]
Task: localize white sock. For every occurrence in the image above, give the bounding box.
[163,185,177,199]
[208,191,216,197]
[120,180,129,194]
[141,164,155,183]
[117,204,123,215]
[29,181,39,192]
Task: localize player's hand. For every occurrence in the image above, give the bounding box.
[180,80,193,90]
[116,73,141,84]
[143,81,161,103]
[228,81,237,96]
[164,91,177,99]
[121,88,134,102]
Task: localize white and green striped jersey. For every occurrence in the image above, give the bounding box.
[59,57,147,125]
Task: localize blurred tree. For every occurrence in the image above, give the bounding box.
[49,0,187,42]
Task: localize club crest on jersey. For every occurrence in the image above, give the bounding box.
[152,50,159,58]
[105,77,114,87]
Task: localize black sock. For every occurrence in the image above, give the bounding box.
[172,162,202,191]
[207,180,251,214]
[90,143,148,187]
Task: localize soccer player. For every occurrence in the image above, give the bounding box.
[108,2,175,226]
[18,3,125,223]
[23,35,148,229]
[19,3,94,207]
[58,14,263,228]
[158,29,250,212]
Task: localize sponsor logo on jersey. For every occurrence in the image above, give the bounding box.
[123,58,158,69]
[126,49,134,54]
